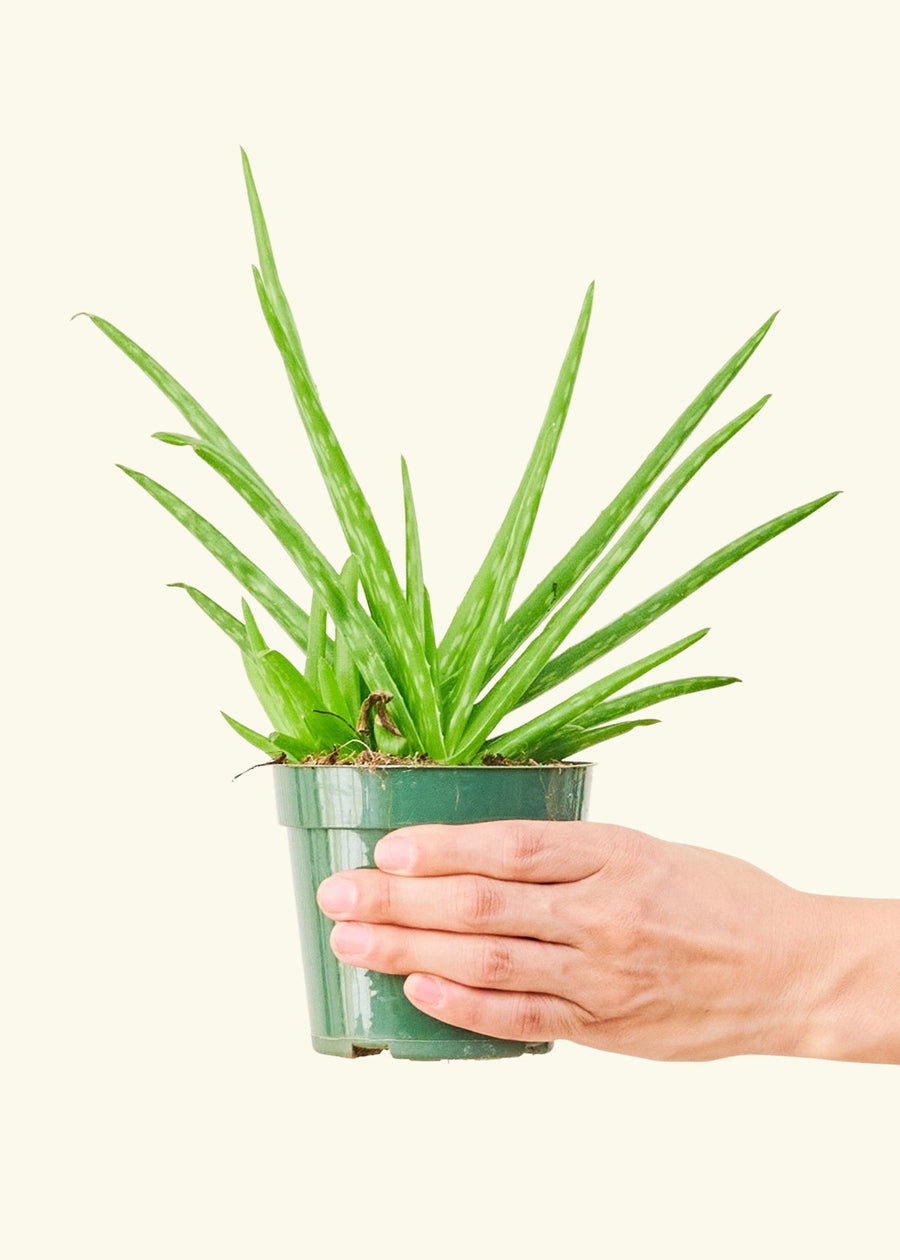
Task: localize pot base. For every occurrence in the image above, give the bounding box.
[312,1035,554,1060]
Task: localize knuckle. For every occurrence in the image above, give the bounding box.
[503,821,550,876]
[474,939,515,986]
[513,994,552,1039]
[584,898,644,956]
[605,896,650,955]
[376,873,395,922]
[456,876,504,929]
[544,886,585,937]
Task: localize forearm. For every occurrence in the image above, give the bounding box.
[791,895,900,1064]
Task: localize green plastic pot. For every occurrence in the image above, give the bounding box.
[274,762,592,1060]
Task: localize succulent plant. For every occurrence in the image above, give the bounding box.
[82,151,836,765]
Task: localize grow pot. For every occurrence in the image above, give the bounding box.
[274,761,592,1060]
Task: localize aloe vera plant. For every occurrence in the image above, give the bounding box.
[83,151,837,766]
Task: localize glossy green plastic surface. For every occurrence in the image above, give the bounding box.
[274,763,592,1060]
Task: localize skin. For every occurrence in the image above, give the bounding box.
[315,821,900,1063]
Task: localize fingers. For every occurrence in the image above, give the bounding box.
[373,820,626,883]
[403,973,584,1044]
[317,869,574,943]
[329,920,580,997]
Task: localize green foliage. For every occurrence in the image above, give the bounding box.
[84,152,838,765]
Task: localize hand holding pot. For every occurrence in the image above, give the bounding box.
[317,821,900,1063]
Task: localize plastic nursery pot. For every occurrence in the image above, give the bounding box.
[274,762,592,1061]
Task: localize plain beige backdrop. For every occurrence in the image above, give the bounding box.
[2,2,898,1257]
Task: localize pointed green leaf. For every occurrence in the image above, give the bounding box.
[244,168,445,756]
[316,657,354,726]
[241,597,268,654]
[119,465,312,651]
[401,456,426,641]
[169,583,248,651]
[483,628,709,757]
[241,645,308,741]
[522,490,839,706]
[532,718,660,762]
[334,556,362,716]
[240,148,318,395]
[527,676,738,761]
[153,431,197,446]
[481,391,769,710]
[82,312,260,482]
[491,312,779,675]
[451,490,837,761]
[422,584,438,683]
[271,731,315,762]
[179,444,421,743]
[439,283,595,738]
[305,587,327,685]
[262,649,350,747]
[221,711,285,758]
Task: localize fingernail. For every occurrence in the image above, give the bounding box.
[331,922,371,956]
[405,974,443,1008]
[317,876,358,915]
[375,836,414,873]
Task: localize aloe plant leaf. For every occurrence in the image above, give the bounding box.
[81,313,260,481]
[305,587,327,685]
[180,443,422,744]
[535,718,660,762]
[153,431,197,446]
[451,489,837,761]
[245,189,445,756]
[85,311,335,669]
[438,283,595,735]
[118,464,312,651]
[334,556,362,716]
[483,628,709,757]
[241,597,268,655]
[125,453,402,740]
[316,657,354,725]
[221,711,285,758]
[261,649,354,747]
[240,148,318,395]
[491,312,779,675]
[422,583,438,682]
[522,676,738,761]
[523,490,840,705]
[480,391,769,703]
[169,583,248,651]
[241,644,306,740]
[271,731,315,762]
[401,456,426,641]
[491,393,768,699]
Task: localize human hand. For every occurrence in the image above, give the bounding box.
[315,821,830,1061]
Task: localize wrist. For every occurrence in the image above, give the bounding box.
[784,893,900,1063]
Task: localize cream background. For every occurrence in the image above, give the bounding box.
[2,2,898,1256]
